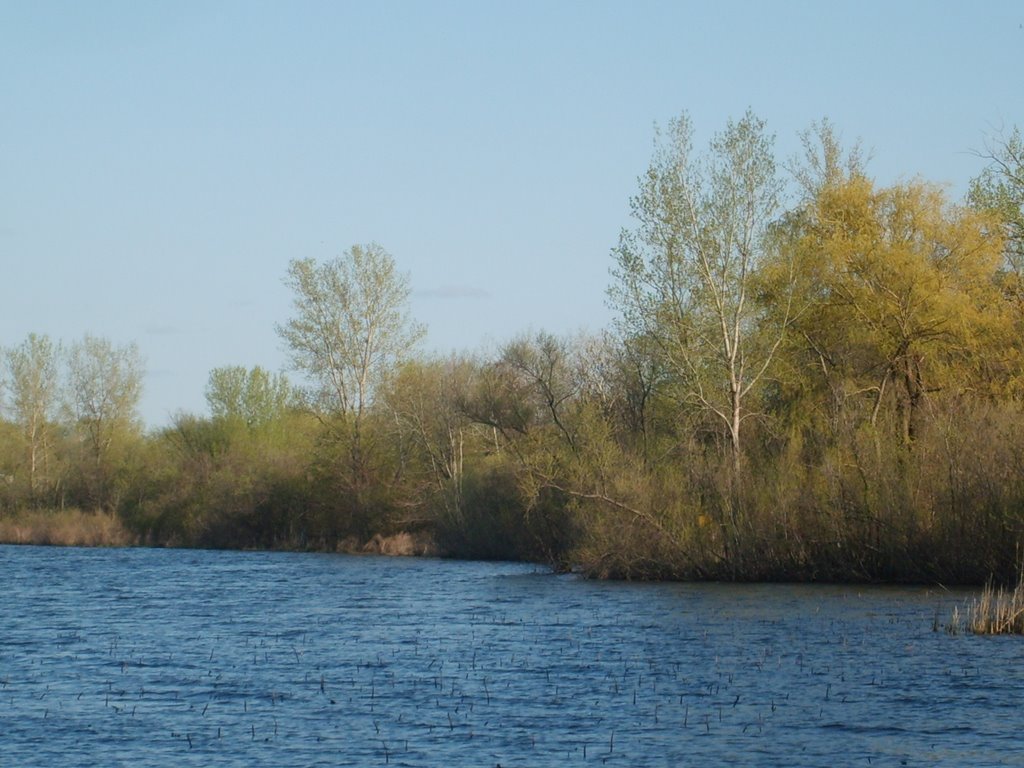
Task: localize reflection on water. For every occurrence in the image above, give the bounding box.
[1,545,1020,767]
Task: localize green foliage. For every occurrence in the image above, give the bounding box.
[64,335,145,511]
[785,174,1011,444]
[121,409,319,548]
[206,365,295,429]
[278,243,425,418]
[272,244,428,545]
[610,110,791,465]
[969,127,1024,279]
[2,333,61,504]
[7,119,1024,586]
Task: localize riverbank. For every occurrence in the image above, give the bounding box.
[0,506,1009,586]
[9,506,1024,635]
[0,508,440,557]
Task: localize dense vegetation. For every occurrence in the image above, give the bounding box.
[3,116,1023,585]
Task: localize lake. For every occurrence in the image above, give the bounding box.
[1,545,1021,766]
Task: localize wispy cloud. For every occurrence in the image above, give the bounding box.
[416,285,490,300]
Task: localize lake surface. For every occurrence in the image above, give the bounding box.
[1,545,1021,767]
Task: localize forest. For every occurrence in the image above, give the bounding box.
[2,114,1023,585]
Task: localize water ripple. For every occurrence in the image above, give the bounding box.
[1,545,1022,766]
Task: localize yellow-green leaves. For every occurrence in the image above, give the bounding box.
[791,175,1011,441]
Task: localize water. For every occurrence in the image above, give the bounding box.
[1,545,1021,767]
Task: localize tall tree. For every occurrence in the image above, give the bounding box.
[3,333,61,500]
[278,244,425,535]
[65,335,144,509]
[609,110,791,469]
[278,243,425,424]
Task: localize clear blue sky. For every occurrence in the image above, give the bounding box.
[2,1,1021,428]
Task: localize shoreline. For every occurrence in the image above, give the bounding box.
[0,508,1006,589]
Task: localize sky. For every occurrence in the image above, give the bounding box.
[2,0,1022,429]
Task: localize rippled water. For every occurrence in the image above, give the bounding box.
[1,545,1021,766]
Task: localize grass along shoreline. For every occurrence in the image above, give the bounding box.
[0,508,138,548]
[10,509,1024,637]
[4,507,1023,594]
[0,508,440,556]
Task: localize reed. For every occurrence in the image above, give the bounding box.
[0,508,136,547]
[950,575,1024,635]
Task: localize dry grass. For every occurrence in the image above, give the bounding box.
[0,508,137,548]
[948,576,1024,635]
[331,532,440,557]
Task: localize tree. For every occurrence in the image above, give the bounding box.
[277,244,425,537]
[3,333,61,500]
[790,175,1010,444]
[499,331,583,456]
[206,365,294,429]
[277,243,425,424]
[65,335,144,509]
[384,356,476,525]
[609,110,791,470]
[789,118,868,200]
[969,127,1023,282]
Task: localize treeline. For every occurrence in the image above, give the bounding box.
[3,115,1023,585]
[0,333,143,513]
